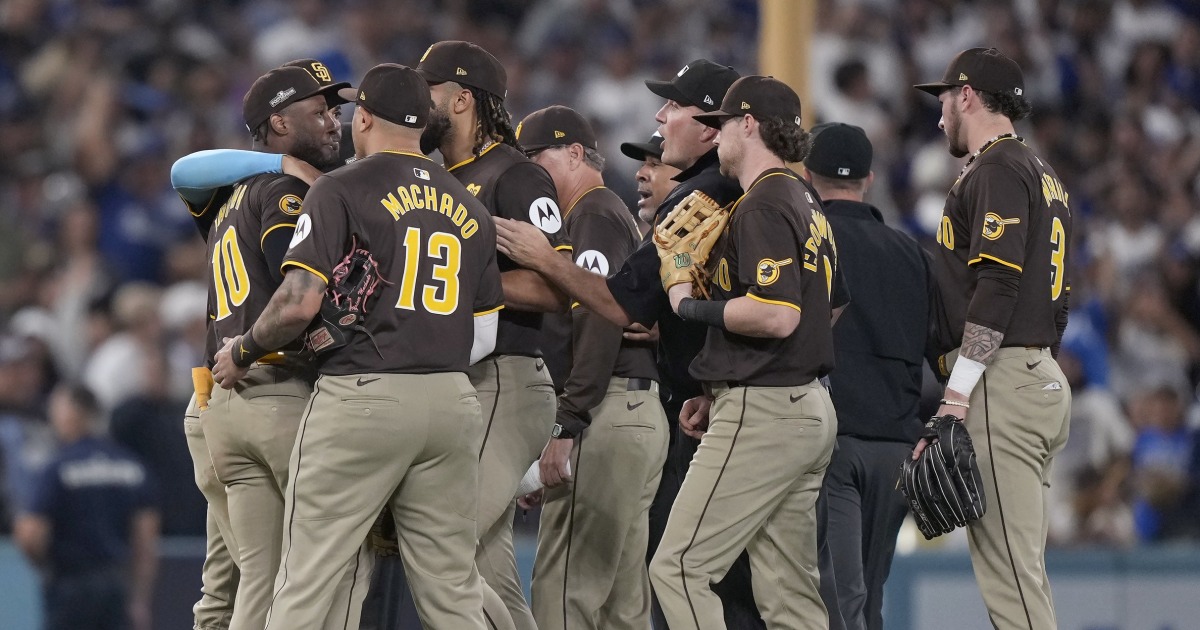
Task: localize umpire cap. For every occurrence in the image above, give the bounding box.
[516,105,598,153]
[914,47,1025,97]
[620,132,665,161]
[805,123,872,179]
[282,58,353,105]
[338,64,432,129]
[243,66,327,130]
[693,75,802,129]
[645,59,739,112]
[416,41,507,100]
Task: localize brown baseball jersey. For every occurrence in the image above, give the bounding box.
[930,136,1071,354]
[541,186,659,435]
[203,174,309,366]
[447,142,569,357]
[689,169,842,387]
[283,150,505,375]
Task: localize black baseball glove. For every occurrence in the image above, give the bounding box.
[899,414,987,540]
[304,235,390,357]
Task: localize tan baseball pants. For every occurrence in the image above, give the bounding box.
[469,355,558,630]
[650,380,837,630]
[264,372,490,630]
[184,393,240,630]
[531,378,669,630]
[960,347,1071,629]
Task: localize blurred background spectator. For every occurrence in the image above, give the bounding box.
[0,0,1198,562]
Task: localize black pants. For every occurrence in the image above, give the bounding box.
[44,568,127,630]
[648,397,764,630]
[818,436,912,630]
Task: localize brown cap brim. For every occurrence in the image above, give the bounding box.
[415,67,449,85]
[645,79,691,106]
[693,110,736,129]
[337,86,358,103]
[914,81,954,96]
[320,82,353,105]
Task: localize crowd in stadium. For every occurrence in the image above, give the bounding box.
[0,0,1198,557]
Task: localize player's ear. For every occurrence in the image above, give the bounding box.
[569,143,584,170]
[698,124,719,145]
[452,87,473,116]
[355,106,372,133]
[268,112,288,138]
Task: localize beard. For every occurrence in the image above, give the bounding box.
[291,132,340,170]
[420,105,452,155]
[944,107,968,158]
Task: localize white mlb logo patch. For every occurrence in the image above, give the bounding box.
[838,167,850,176]
[414,168,430,180]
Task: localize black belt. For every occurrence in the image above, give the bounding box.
[627,378,656,391]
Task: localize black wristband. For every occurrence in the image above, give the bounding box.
[678,298,728,329]
[232,331,271,369]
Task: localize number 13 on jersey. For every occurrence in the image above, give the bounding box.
[396,226,462,315]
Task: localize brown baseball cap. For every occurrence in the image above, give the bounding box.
[282,58,353,105]
[645,59,739,112]
[415,41,507,99]
[337,64,432,129]
[693,75,803,129]
[914,47,1025,97]
[243,66,327,130]
[620,131,665,161]
[516,105,598,153]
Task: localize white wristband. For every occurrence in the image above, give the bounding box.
[946,355,986,397]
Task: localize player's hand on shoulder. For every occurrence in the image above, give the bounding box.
[680,395,713,439]
[281,155,323,185]
[212,336,250,390]
[494,217,555,270]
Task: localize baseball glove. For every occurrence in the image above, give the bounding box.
[304,235,391,358]
[368,508,400,557]
[653,191,728,298]
[899,414,986,540]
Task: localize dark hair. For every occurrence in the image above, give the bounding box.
[469,86,521,152]
[757,117,810,163]
[978,89,1033,122]
[250,120,270,144]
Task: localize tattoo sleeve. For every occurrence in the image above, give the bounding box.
[960,321,1005,367]
[250,269,327,349]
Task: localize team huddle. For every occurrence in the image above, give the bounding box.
[173,42,1072,630]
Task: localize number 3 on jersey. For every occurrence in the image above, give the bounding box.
[211,226,249,320]
[396,227,461,315]
[1049,216,1066,300]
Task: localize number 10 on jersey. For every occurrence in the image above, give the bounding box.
[396,226,462,315]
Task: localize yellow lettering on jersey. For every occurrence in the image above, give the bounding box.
[423,185,438,212]
[382,193,405,220]
[1041,173,1068,208]
[716,258,731,291]
[461,219,479,239]
[396,186,415,213]
[409,184,425,209]
[452,203,468,226]
[438,193,454,218]
[466,183,481,196]
[803,236,819,272]
[936,215,955,250]
[810,210,829,246]
[215,183,249,227]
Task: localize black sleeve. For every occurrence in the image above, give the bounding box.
[606,238,669,328]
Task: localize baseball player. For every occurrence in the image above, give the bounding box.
[620,132,681,234]
[515,106,668,630]
[171,62,350,630]
[211,63,505,630]
[801,123,930,630]
[915,48,1072,629]
[196,66,376,630]
[650,75,845,630]
[494,60,768,629]
[415,40,569,629]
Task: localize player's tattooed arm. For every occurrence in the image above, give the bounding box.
[250,269,327,349]
[959,321,1004,367]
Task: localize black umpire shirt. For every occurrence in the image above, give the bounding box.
[606,148,742,407]
[824,199,929,443]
